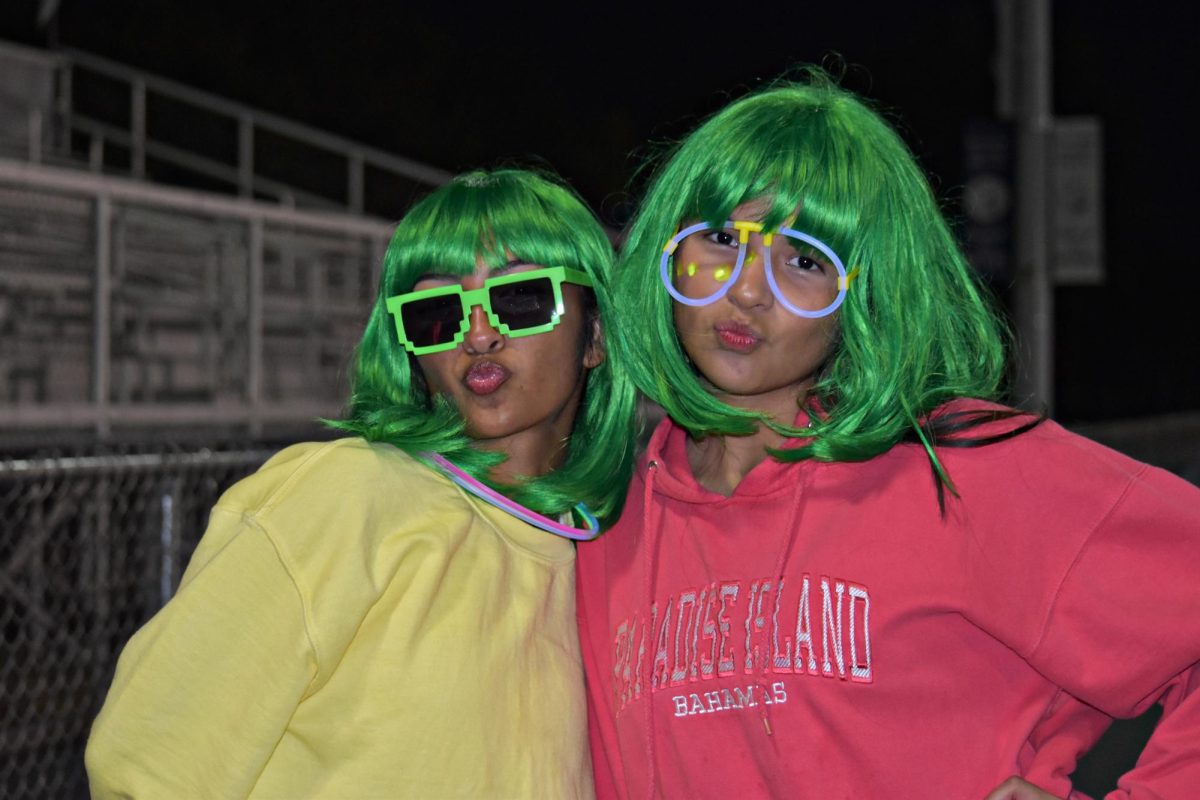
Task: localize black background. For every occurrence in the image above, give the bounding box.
[2,0,1197,423]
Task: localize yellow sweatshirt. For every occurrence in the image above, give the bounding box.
[85,438,593,799]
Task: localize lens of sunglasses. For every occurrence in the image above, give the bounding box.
[401,293,464,348]
[489,276,557,330]
[669,226,743,303]
[768,231,841,314]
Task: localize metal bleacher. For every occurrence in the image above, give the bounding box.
[0,44,450,794]
[0,39,449,446]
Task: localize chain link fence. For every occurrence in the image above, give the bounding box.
[0,443,278,799]
[0,434,1183,798]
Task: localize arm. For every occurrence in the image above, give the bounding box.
[576,541,626,800]
[1025,466,1200,799]
[984,776,1063,800]
[85,508,318,799]
[1109,663,1200,798]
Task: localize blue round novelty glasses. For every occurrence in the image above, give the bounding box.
[659,220,852,318]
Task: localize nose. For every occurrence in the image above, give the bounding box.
[463,303,504,354]
[726,240,774,311]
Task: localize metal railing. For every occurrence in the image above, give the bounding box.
[0,40,451,219]
[0,158,395,439]
[0,444,276,799]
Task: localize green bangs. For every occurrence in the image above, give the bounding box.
[385,170,609,293]
[667,82,902,271]
[331,168,637,527]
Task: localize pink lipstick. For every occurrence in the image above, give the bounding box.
[463,361,510,395]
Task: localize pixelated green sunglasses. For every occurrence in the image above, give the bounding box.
[385,266,593,355]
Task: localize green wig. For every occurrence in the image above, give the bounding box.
[333,168,637,525]
[616,69,1028,477]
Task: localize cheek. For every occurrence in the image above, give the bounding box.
[792,316,841,367]
[817,315,841,351]
[549,320,591,376]
[672,304,702,334]
[671,305,711,353]
[414,354,453,394]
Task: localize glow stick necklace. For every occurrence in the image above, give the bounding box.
[427,453,601,541]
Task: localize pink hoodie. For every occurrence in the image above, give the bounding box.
[576,406,1200,799]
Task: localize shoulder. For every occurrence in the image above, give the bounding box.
[932,400,1146,479]
[928,401,1199,529]
[212,438,472,563]
[217,438,456,518]
[205,439,481,631]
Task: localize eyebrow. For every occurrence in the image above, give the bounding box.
[489,259,534,275]
[414,260,533,283]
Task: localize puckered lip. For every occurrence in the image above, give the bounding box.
[713,320,763,350]
[462,359,511,395]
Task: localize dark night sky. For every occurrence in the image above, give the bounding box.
[2,1,1197,423]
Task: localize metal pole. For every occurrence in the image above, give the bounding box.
[131,77,146,179]
[248,217,264,437]
[28,109,43,164]
[56,59,72,153]
[370,234,386,297]
[238,113,254,198]
[348,152,365,214]
[94,195,112,437]
[1010,0,1054,412]
[89,135,103,172]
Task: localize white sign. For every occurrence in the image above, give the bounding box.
[1051,117,1105,285]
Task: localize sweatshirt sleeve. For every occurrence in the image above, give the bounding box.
[1024,465,1200,798]
[85,506,319,799]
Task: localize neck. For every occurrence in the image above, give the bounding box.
[686,381,811,497]
[475,383,582,485]
[470,368,586,486]
[686,426,785,497]
[478,427,569,485]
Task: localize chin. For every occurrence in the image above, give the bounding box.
[695,367,770,397]
[463,408,533,440]
[463,421,517,441]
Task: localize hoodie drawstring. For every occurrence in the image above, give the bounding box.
[756,464,815,739]
[639,455,816,797]
[642,459,661,800]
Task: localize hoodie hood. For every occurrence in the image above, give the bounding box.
[639,409,816,505]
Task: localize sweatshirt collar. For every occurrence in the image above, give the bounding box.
[642,409,814,503]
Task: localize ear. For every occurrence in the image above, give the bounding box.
[583,314,605,369]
